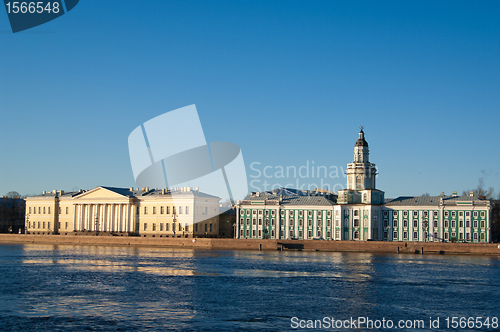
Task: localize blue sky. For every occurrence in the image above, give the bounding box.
[1,0,499,198]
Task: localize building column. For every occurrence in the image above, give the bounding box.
[73,205,77,231]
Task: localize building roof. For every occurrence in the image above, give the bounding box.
[355,129,368,148]
[384,194,489,207]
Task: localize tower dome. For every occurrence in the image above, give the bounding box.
[355,128,368,148]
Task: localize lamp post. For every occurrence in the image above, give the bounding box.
[94,213,99,236]
[172,210,177,238]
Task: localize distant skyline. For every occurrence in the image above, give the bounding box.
[1,1,499,198]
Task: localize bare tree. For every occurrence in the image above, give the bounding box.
[462,179,495,200]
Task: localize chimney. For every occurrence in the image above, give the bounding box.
[42,191,46,195]
[440,192,444,197]
[452,191,458,197]
[60,190,64,195]
[52,190,57,194]
[78,189,83,193]
[129,187,133,191]
[470,191,474,197]
[195,187,199,191]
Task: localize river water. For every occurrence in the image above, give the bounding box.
[0,243,498,331]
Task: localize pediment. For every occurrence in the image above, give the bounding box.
[73,187,131,201]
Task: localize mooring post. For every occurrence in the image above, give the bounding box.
[259,243,262,251]
[397,246,399,254]
[421,247,424,255]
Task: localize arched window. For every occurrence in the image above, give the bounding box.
[354,231,359,239]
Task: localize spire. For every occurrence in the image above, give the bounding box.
[355,126,368,148]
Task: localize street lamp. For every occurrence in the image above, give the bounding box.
[172,210,177,238]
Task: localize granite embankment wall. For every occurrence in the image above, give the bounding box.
[0,234,499,255]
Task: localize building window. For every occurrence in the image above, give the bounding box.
[481,233,485,240]
[153,207,156,214]
[466,233,470,241]
[185,206,189,214]
[289,218,294,226]
[434,232,438,241]
[433,220,438,228]
[166,223,170,231]
[280,210,285,216]
[66,207,69,214]
[393,231,397,240]
[259,210,263,215]
[451,211,456,218]
[290,230,294,237]
[451,232,456,238]
[354,231,360,239]
[179,206,182,214]
[299,230,303,238]
[444,211,449,218]
[43,222,45,229]
[473,211,478,218]
[185,225,189,232]
[383,211,388,217]
[403,211,408,217]
[459,232,463,240]
[403,220,408,227]
[240,229,244,237]
[413,220,418,228]
[393,220,398,228]
[481,220,485,228]
[299,210,303,217]
[144,223,147,231]
[271,218,275,226]
[59,207,61,214]
[160,206,164,214]
[65,222,68,230]
[253,218,256,225]
[308,210,312,217]
[403,231,408,239]
[413,211,418,217]
[38,222,40,228]
[354,210,359,217]
[423,211,428,218]
[480,211,485,218]
[433,211,438,217]
[166,206,170,214]
[474,233,478,240]
[195,224,198,232]
[465,211,470,217]
[210,224,213,232]
[258,218,262,225]
[459,220,463,227]
[240,218,244,225]
[466,220,470,227]
[327,211,331,217]
[152,223,156,231]
[246,229,250,237]
[327,231,331,238]
[451,220,456,228]
[474,220,478,228]
[317,220,322,228]
[327,220,331,227]
[354,219,359,227]
[144,207,147,214]
[271,210,275,216]
[393,211,397,217]
[252,230,256,237]
[413,231,418,240]
[384,231,388,239]
[444,220,449,228]
[271,229,275,238]
[160,223,164,231]
[265,210,269,216]
[445,232,449,240]
[308,219,312,227]
[43,207,46,214]
[308,230,312,237]
[47,222,50,229]
[459,211,464,217]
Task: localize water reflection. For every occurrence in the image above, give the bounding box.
[0,243,498,331]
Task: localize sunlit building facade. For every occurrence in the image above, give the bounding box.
[25,186,220,237]
[237,129,491,243]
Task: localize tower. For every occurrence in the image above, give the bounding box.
[338,127,384,205]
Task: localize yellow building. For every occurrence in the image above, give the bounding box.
[25,186,220,237]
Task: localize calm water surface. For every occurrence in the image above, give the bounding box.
[0,244,499,331]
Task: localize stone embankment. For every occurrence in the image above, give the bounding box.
[0,234,499,255]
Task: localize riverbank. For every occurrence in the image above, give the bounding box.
[0,234,499,255]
